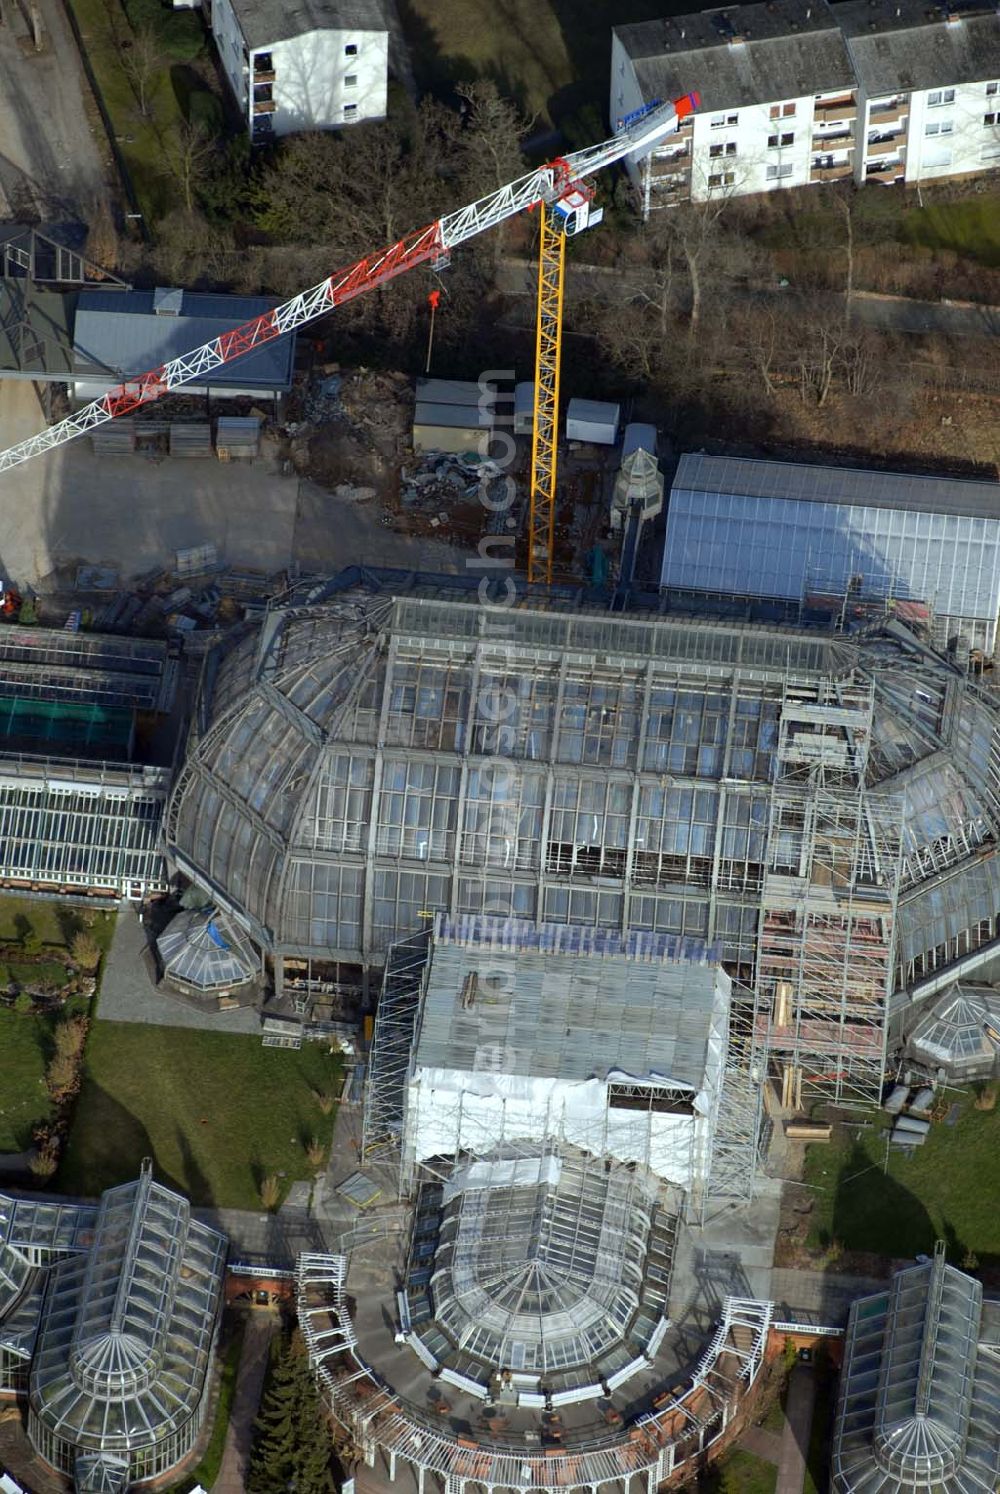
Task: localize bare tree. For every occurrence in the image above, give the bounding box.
[120,23,163,120]
[163,119,215,213]
[454,81,532,265]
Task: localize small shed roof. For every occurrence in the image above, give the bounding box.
[416,378,494,409]
[157,906,259,991]
[73,289,294,392]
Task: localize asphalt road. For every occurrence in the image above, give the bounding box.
[0,0,108,220]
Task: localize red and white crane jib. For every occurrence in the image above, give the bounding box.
[0,93,698,476]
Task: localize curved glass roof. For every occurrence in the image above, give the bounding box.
[906,983,1000,1076]
[157,906,259,991]
[406,1146,671,1388]
[30,1163,226,1454]
[832,1248,1000,1494]
[167,575,1000,1011]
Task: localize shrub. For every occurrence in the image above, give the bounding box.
[259,1174,281,1210]
[46,1052,79,1098]
[311,1088,335,1115]
[21,930,41,955]
[53,1015,88,1062]
[188,86,223,133]
[71,931,101,972]
[306,1138,325,1169]
[29,1127,60,1179]
[13,992,32,1014]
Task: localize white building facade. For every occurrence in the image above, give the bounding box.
[211,0,388,142]
[614,0,1000,209]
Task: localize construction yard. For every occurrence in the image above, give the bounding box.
[0,379,465,608]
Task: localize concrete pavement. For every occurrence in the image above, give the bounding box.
[213,1311,280,1494]
[776,1363,817,1494]
[96,901,262,1034]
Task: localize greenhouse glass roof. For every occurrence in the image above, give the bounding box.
[157,905,259,991]
[167,572,1000,1012]
[832,1248,1000,1494]
[905,984,1000,1076]
[29,1163,225,1455]
[407,1146,671,1386]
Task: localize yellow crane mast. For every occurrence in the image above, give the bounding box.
[528,204,565,586]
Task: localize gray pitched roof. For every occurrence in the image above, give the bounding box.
[836,0,1000,94]
[673,451,1000,520]
[230,0,386,50]
[413,919,728,1090]
[73,288,294,392]
[616,0,855,114]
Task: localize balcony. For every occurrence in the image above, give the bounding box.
[252,68,276,83]
[814,98,857,123]
[811,161,853,180]
[865,158,903,178]
[866,135,904,158]
[812,128,854,148]
[868,103,908,127]
[253,99,277,114]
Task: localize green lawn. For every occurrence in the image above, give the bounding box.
[68,0,208,221]
[714,1449,778,1494]
[802,1097,1000,1264]
[57,1022,341,1209]
[400,0,685,130]
[900,194,1000,268]
[0,1010,54,1152]
[0,893,115,954]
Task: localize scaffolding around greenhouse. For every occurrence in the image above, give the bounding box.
[754,678,904,1108]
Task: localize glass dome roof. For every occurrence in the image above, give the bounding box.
[157,906,259,992]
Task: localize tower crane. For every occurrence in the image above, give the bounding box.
[0,93,698,585]
[526,94,698,584]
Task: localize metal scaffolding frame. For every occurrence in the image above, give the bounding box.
[362,928,430,1162]
[755,679,904,1108]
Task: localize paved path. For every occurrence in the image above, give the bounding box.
[213,1311,280,1494]
[97,901,262,1033]
[770,1267,886,1327]
[742,1425,783,1463]
[776,1363,817,1494]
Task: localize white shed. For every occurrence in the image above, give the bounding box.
[566,398,620,446]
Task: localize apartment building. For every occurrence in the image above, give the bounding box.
[838,0,1000,186]
[211,0,388,142]
[613,0,1000,208]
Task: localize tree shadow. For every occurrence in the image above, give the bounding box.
[827,1140,936,1260]
[176,1123,216,1209]
[54,1080,177,1199]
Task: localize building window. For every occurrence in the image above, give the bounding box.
[768,132,795,147]
[255,51,272,71]
[770,101,796,119]
[710,142,723,157]
[765,161,794,179]
[986,81,998,95]
[985,112,998,126]
[710,114,726,127]
[344,103,358,117]
[925,119,953,135]
[927,88,955,106]
[345,42,358,55]
[345,73,358,86]
[708,171,736,187]
[726,112,738,124]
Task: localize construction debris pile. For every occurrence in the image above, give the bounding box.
[286,369,411,486]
